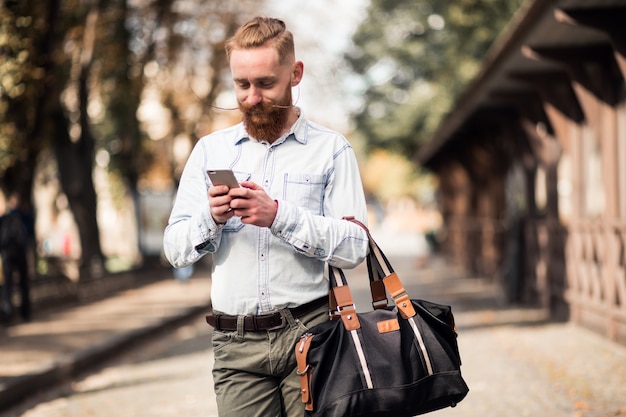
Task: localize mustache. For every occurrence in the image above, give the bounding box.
[240,102,293,113]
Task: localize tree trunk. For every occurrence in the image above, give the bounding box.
[52,2,104,278]
[52,101,104,278]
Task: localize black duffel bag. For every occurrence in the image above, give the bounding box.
[295,218,469,417]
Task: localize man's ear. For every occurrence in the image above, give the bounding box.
[291,61,304,86]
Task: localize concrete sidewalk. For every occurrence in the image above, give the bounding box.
[0,268,212,411]
[1,226,626,417]
[405,264,626,417]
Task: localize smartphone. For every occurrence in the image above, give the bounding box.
[207,169,240,188]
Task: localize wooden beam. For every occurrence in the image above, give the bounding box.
[441,108,520,184]
[555,7,626,58]
[525,43,624,106]
[509,70,585,123]
[490,90,554,134]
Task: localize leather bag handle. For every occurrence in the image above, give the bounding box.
[342,217,417,319]
[328,265,360,330]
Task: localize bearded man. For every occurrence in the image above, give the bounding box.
[163,16,369,417]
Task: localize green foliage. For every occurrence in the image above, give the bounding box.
[0,0,260,193]
[346,0,523,158]
[0,3,37,172]
[0,0,266,268]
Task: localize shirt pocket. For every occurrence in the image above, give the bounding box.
[232,170,251,183]
[283,173,326,214]
[223,217,244,232]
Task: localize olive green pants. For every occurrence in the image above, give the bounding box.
[211,305,328,417]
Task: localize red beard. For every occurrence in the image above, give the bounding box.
[240,90,292,142]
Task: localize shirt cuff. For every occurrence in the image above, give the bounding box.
[270,199,293,240]
[193,207,223,253]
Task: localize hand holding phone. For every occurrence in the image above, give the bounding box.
[207,170,277,227]
[207,169,239,188]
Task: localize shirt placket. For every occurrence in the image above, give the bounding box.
[257,142,277,313]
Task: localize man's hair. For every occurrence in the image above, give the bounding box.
[225,17,295,65]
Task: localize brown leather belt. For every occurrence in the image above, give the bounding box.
[206,296,328,331]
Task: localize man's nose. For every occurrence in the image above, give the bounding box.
[245,86,263,106]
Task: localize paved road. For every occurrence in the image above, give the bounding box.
[1,227,625,417]
[2,311,216,417]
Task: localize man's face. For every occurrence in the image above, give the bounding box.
[230,45,298,142]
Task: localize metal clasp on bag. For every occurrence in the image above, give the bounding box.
[298,333,312,352]
[296,333,313,374]
[336,304,358,321]
[296,364,310,375]
[329,302,356,320]
[336,304,356,313]
[334,303,361,329]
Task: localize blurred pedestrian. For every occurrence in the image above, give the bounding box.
[163,16,368,417]
[0,193,31,323]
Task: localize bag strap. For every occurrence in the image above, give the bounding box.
[366,255,388,310]
[343,216,417,320]
[327,265,361,330]
[343,217,388,309]
[343,217,394,276]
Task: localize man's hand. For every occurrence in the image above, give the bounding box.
[208,185,236,224]
[229,181,278,227]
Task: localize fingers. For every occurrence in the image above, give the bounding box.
[230,193,277,228]
[239,181,262,191]
[208,185,230,198]
[208,185,236,223]
[211,201,235,223]
[209,181,275,227]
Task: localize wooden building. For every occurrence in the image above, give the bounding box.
[416,0,626,345]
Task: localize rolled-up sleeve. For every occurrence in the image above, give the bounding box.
[270,143,369,269]
[163,143,224,267]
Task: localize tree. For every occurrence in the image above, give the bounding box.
[0,0,263,277]
[0,0,58,211]
[345,0,523,158]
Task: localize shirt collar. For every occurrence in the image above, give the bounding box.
[232,107,307,146]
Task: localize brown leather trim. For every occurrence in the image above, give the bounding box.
[332,286,353,308]
[295,333,315,411]
[377,318,400,333]
[383,273,416,319]
[332,285,361,330]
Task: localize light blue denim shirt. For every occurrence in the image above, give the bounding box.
[163,110,369,315]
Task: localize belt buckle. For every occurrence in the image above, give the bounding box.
[267,311,287,331]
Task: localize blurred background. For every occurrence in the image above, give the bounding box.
[0,0,519,280]
[2,0,626,344]
[2,0,626,415]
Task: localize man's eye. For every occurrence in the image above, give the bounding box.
[256,81,275,89]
